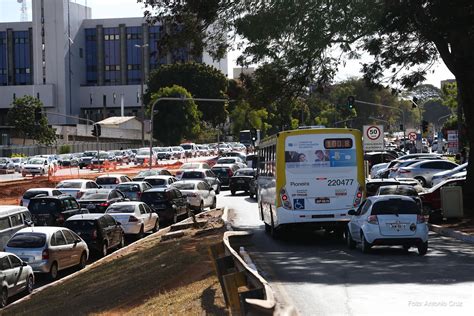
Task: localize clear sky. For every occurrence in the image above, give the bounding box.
[0,0,454,87]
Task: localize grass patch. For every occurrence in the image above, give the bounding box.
[4,227,227,316]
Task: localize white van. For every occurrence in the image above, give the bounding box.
[0,206,33,250]
[180,143,198,158]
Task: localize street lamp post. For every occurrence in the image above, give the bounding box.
[148,97,233,169]
[135,43,149,147]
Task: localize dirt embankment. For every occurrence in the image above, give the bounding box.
[4,220,228,315]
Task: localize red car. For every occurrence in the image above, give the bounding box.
[419,177,466,212]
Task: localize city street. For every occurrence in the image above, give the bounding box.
[218,192,474,316]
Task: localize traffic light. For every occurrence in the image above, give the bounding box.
[91,124,101,137]
[422,120,428,133]
[347,96,355,109]
[250,128,257,142]
[34,107,42,124]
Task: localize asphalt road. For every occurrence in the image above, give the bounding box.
[217,192,474,316]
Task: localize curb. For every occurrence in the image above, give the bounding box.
[429,224,474,244]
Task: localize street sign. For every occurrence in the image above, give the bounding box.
[447,130,458,153]
[363,125,384,151]
[408,132,417,141]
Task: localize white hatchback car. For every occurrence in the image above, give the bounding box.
[105,202,159,238]
[171,180,217,212]
[0,252,35,307]
[346,195,428,255]
[95,174,132,189]
[56,179,100,199]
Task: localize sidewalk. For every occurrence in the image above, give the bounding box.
[429,217,474,244]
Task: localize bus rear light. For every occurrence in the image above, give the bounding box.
[353,186,363,207]
[280,187,292,210]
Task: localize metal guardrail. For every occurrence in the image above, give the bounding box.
[209,231,276,315]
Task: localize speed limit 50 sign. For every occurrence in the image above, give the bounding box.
[363,125,384,151]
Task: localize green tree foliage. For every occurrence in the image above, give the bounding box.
[149,85,201,145]
[229,101,269,136]
[7,96,56,145]
[145,62,228,126]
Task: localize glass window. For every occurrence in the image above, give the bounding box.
[62,230,77,244]
[9,214,23,227]
[360,200,372,215]
[0,217,10,230]
[0,257,11,270]
[371,199,420,215]
[51,231,67,246]
[139,204,147,214]
[7,233,46,248]
[9,255,22,268]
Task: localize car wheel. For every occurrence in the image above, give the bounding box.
[402,245,411,252]
[346,228,356,249]
[418,241,428,256]
[137,225,145,239]
[78,253,87,269]
[49,262,58,280]
[0,288,7,308]
[211,197,217,209]
[152,219,159,232]
[101,242,108,258]
[119,235,125,249]
[361,232,372,253]
[415,176,427,187]
[25,275,34,294]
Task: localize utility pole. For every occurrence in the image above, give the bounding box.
[135,43,149,147]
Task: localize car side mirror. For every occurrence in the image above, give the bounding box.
[22,261,28,266]
[74,239,81,244]
[348,209,356,216]
[116,222,122,226]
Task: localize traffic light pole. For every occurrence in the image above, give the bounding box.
[43,111,101,171]
[148,97,234,169]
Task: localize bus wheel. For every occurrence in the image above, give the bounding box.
[264,222,271,233]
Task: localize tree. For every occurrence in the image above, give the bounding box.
[141,0,474,214]
[145,62,228,126]
[149,85,201,145]
[7,96,56,145]
[229,101,269,136]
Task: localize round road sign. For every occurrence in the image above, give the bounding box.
[366,126,381,141]
[408,132,417,141]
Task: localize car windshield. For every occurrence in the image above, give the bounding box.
[378,186,417,196]
[141,192,167,203]
[235,170,255,176]
[11,158,21,163]
[181,144,192,149]
[65,220,96,232]
[57,182,82,189]
[172,182,196,190]
[182,172,204,179]
[28,199,60,214]
[23,190,49,199]
[7,233,46,248]
[172,147,183,151]
[371,199,420,215]
[81,192,108,200]
[106,204,136,213]
[116,184,141,192]
[212,168,229,176]
[28,159,44,165]
[146,179,166,186]
[96,177,118,185]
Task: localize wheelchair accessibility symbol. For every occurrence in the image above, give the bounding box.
[294,199,305,210]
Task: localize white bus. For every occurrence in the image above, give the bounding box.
[257,128,365,238]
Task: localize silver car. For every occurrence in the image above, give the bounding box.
[5,227,89,280]
[431,162,468,186]
[394,160,459,187]
[0,252,34,307]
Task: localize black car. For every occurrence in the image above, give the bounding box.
[78,189,127,213]
[229,168,256,196]
[140,188,189,224]
[65,213,125,257]
[79,151,98,169]
[132,169,172,181]
[28,195,88,226]
[91,152,116,169]
[211,164,240,187]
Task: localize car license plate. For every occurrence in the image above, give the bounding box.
[389,223,406,230]
[87,204,96,209]
[237,180,245,183]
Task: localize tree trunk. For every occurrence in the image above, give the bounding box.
[456,75,474,216]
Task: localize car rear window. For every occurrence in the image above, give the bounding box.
[172,182,196,190]
[141,192,167,203]
[234,170,255,176]
[57,182,82,189]
[378,186,418,196]
[81,192,108,200]
[371,199,420,215]
[106,205,135,213]
[65,220,96,232]
[96,177,118,185]
[182,172,204,179]
[7,233,46,248]
[181,163,200,169]
[28,199,60,214]
[217,159,235,164]
[146,179,166,186]
[212,168,229,176]
[116,184,140,192]
[23,190,49,199]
